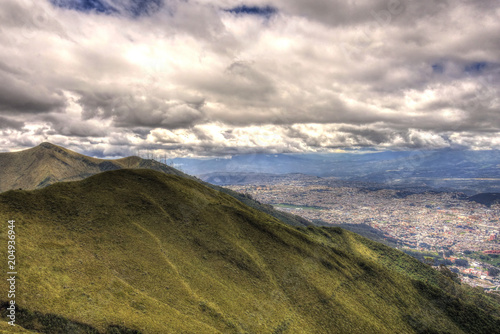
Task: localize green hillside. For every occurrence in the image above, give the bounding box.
[0,143,310,228]
[0,142,187,193]
[0,169,499,333]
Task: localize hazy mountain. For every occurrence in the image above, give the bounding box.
[1,169,499,333]
[468,193,500,207]
[175,150,500,178]
[0,143,310,227]
[175,150,500,194]
[199,172,321,186]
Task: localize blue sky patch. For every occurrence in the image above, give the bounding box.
[431,63,444,74]
[127,0,163,17]
[225,5,277,17]
[465,61,487,74]
[50,0,163,17]
[50,0,117,14]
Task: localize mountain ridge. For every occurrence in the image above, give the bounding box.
[0,142,311,227]
[0,142,186,192]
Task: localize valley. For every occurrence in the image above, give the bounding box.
[224,176,500,292]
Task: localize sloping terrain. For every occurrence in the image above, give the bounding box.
[328,223,398,247]
[0,142,186,193]
[0,169,499,333]
[468,193,500,207]
[0,143,310,227]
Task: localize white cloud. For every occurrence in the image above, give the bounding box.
[0,0,499,156]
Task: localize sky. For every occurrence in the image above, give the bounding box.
[0,0,499,158]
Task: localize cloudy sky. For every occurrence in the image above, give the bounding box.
[0,0,499,157]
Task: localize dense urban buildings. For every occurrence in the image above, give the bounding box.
[228,177,500,291]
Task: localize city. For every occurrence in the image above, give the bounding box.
[227,176,500,291]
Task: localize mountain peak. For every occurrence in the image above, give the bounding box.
[0,143,189,193]
[38,142,60,149]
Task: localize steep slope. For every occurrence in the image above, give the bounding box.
[0,142,186,193]
[0,169,499,333]
[0,143,310,227]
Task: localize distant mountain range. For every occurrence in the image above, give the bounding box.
[175,150,500,194]
[1,169,499,333]
[199,172,322,186]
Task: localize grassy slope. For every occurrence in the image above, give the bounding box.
[0,143,309,228]
[329,223,398,247]
[0,169,498,333]
[0,321,33,333]
[213,187,311,227]
[0,143,187,193]
[303,227,500,332]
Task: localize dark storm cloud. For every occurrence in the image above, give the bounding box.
[43,114,107,137]
[0,116,24,129]
[77,89,206,129]
[336,125,394,145]
[0,71,66,114]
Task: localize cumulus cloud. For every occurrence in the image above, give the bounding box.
[0,0,499,157]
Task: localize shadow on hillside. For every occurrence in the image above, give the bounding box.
[0,301,141,334]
